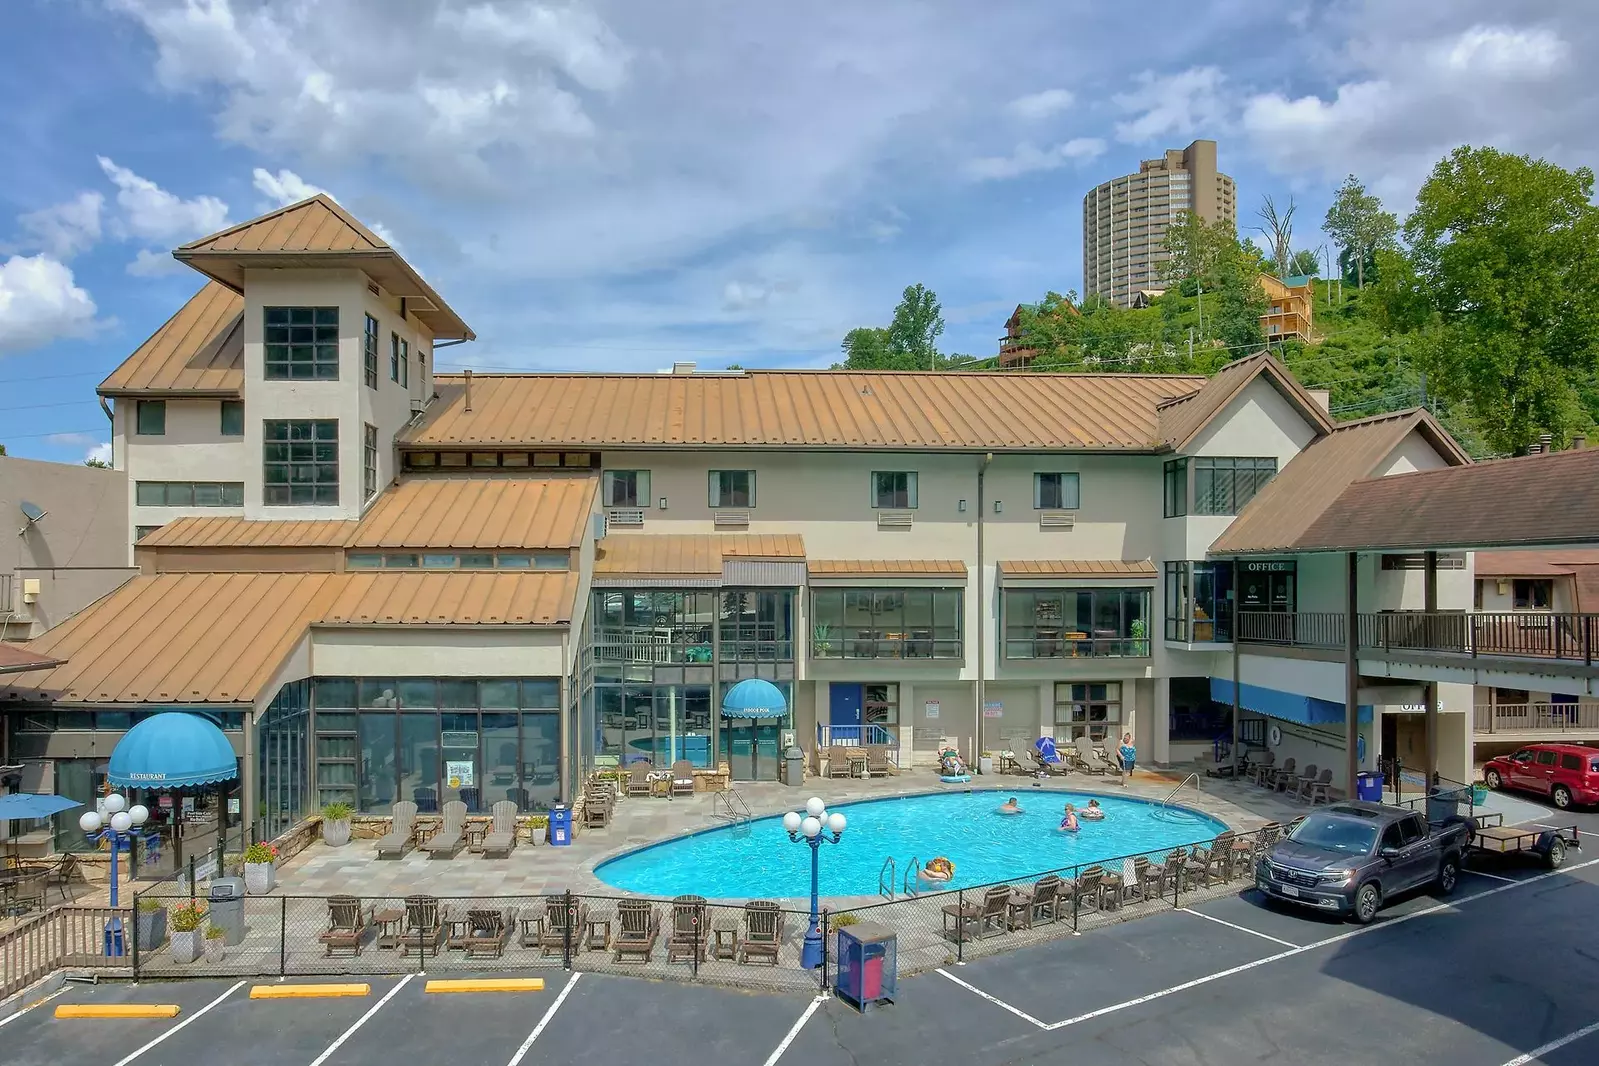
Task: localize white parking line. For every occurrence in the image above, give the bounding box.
[111,979,245,1066]
[0,986,66,1029]
[935,969,1046,1029]
[1498,1017,1599,1065]
[504,972,580,1066]
[1464,869,1519,884]
[1180,907,1299,948]
[308,974,414,1066]
[760,994,829,1066]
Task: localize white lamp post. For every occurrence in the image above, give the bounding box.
[785,796,847,969]
[81,793,148,956]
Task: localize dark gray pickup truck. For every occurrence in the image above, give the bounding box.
[1255,801,1471,924]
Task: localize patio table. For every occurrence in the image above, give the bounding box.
[585,915,612,951]
[712,918,738,960]
[373,907,405,950]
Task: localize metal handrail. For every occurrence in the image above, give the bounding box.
[1159,773,1201,814]
[710,788,751,824]
[878,857,896,900]
[903,857,922,897]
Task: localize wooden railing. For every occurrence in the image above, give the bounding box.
[1474,702,1599,734]
[0,904,131,999]
[1236,611,1345,649]
[1361,611,1598,665]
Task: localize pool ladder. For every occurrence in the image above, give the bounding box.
[711,788,752,836]
[877,856,924,900]
[1158,773,1201,816]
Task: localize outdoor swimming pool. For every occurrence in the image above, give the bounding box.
[594,789,1228,899]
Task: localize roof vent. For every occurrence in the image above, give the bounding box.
[1572,434,1588,451]
[672,362,697,375]
[1539,433,1554,452]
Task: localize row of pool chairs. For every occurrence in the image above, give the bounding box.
[1247,754,1336,804]
[938,825,1286,942]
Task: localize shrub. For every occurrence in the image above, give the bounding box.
[170,900,207,932]
[243,841,278,865]
[205,923,226,940]
[137,897,165,913]
[832,913,860,928]
[321,802,354,822]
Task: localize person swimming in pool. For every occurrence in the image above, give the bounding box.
[997,797,1024,815]
[1080,799,1105,821]
[1059,803,1079,833]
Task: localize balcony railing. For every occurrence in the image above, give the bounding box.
[1360,611,1598,665]
[1164,613,1233,643]
[812,636,962,660]
[1474,702,1599,734]
[1237,611,1346,649]
[591,627,793,664]
[1004,636,1151,659]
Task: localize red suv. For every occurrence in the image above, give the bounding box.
[1483,743,1599,810]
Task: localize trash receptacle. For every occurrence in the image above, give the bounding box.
[1355,771,1384,802]
[835,921,897,1013]
[781,746,805,785]
[1427,787,1458,824]
[209,876,245,946]
[548,804,572,846]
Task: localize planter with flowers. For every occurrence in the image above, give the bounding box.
[321,801,354,848]
[204,923,226,962]
[169,900,207,964]
[243,841,279,895]
[135,897,167,950]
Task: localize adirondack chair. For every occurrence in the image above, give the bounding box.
[375,801,418,859]
[422,800,468,858]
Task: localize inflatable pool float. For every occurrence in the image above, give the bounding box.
[1080,808,1105,821]
[940,773,972,784]
[920,857,955,883]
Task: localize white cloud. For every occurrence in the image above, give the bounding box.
[97,156,230,244]
[252,167,326,207]
[964,138,1105,181]
[86,441,114,465]
[16,193,105,260]
[127,249,187,277]
[48,435,114,465]
[1005,88,1074,121]
[1440,25,1567,79]
[1113,66,1228,143]
[0,255,99,355]
[46,432,97,447]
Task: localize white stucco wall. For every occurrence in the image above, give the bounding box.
[118,397,248,540]
[309,626,568,677]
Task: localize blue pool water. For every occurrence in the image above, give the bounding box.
[594,789,1227,899]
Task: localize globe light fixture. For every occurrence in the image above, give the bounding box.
[801,816,821,839]
[827,812,847,835]
[128,804,150,826]
[782,811,802,834]
[110,811,133,833]
[81,792,151,955]
[103,793,126,814]
[805,796,826,818]
[784,795,847,969]
[80,810,103,833]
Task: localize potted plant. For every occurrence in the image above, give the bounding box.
[242,841,278,895]
[321,801,354,847]
[169,900,207,964]
[1129,618,1149,655]
[204,922,227,962]
[812,623,833,658]
[1472,780,1489,806]
[135,897,167,950]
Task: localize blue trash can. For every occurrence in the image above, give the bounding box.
[1355,771,1384,802]
[548,804,572,846]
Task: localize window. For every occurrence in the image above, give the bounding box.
[1051,682,1121,742]
[1004,588,1150,658]
[1513,579,1552,611]
[864,683,899,726]
[346,553,382,568]
[400,338,409,388]
[719,589,796,661]
[1191,457,1278,515]
[871,471,918,509]
[135,525,162,541]
[263,419,339,505]
[534,553,570,570]
[709,470,755,508]
[1034,472,1080,510]
[590,590,718,665]
[135,481,244,506]
[603,470,650,508]
[1397,815,1424,846]
[135,400,165,436]
[1379,823,1405,852]
[810,589,962,659]
[266,306,340,380]
[220,400,244,437]
[362,315,379,387]
[1560,753,1583,772]
[1237,561,1296,612]
[384,554,419,568]
[1163,458,1187,517]
[1164,561,1233,642]
[390,332,401,382]
[362,423,378,500]
[1535,750,1558,767]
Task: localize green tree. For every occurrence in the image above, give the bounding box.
[0,443,6,456]
[1255,194,1296,278]
[85,456,111,468]
[835,284,948,370]
[1323,175,1398,290]
[1288,249,1320,277]
[1378,145,1599,454]
[837,327,897,369]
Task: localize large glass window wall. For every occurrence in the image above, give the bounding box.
[1002,588,1151,659]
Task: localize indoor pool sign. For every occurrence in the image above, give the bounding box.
[446,761,475,789]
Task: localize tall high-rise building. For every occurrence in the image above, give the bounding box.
[1082,139,1236,308]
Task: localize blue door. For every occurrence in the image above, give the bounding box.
[831,684,864,743]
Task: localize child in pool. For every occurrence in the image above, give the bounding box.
[1059,803,1079,833]
[997,797,1023,815]
[1080,799,1105,821]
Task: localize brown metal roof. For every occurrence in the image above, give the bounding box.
[1293,446,1599,553]
[349,476,597,550]
[1474,550,1599,577]
[98,282,244,396]
[138,516,358,549]
[1,571,576,705]
[403,370,1207,451]
[172,195,473,341]
[1156,353,1333,450]
[807,560,968,577]
[594,534,806,576]
[0,643,64,675]
[997,559,1158,576]
[1210,409,1470,555]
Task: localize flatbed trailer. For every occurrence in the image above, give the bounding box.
[1466,811,1580,870]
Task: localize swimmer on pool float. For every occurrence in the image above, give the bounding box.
[1080,799,1105,821]
[997,797,1024,815]
[921,856,955,882]
[1060,803,1080,833]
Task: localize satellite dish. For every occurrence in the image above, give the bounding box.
[20,501,46,524]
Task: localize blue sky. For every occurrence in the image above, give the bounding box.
[2,0,1593,463]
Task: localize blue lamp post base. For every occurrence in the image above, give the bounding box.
[802,923,824,970]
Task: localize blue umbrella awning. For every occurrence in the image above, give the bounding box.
[109,712,239,788]
[0,793,81,820]
[720,678,788,719]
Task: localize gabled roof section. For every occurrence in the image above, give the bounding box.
[349,476,598,550]
[1210,408,1470,556]
[137,517,357,549]
[998,559,1158,576]
[0,643,65,675]
[594,534,805,576]
[1156,352,1334,452]
[172,194,473,341]
[808,560,968,578]
[98,282,244,396]
[404,371,1209,451]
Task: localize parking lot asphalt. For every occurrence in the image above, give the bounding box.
[8,802,1598,1066]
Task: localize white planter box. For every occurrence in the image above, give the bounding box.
[244,862,275,895]
[170,929,201,964]
[204,938,225,963]
[322,820,351,848]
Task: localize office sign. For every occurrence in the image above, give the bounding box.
[1242,561,1297,574]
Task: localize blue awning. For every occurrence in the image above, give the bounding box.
[109,712,239,788]
[0,793,81,820]
[1211,678,1373,727]
[720,678,788,719]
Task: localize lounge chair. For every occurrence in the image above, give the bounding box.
[827,749,854,779]
[940,884,1010,942]
[667,894,708,964]
[463,908,512,958]
[375,801,419,860]
[738,901,784,965]
[625,762,654,798]
[1130,857,1161,902]
[583,786,613,829]
[1011,873,1063,925]
[401,895,445,958]
[670,760,696,797]
[1090,744,1124,778]
[1248,751,1277,786]
[1066,866,1107,911]
[613,899,660,964]
[1185,831,1236,885]
[422,800,468,858]
[1262,756,1295,790]
[1071,737,1108,775]
[1278,761,1315,794]
[1300,768,1334,804]
[539,895,586,957]
[1026,748,1071,776]
[865,745,899,777]
[480,800,519,858]
[319,895,366,957]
